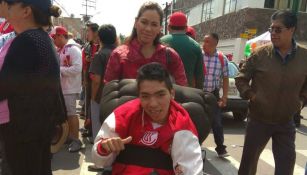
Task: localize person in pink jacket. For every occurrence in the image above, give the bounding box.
[92,63,203,175]
[104,2,187,86]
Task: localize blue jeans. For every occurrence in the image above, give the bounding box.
[91,100,101,139]
[239,119,296,175]
[210,89,225,149]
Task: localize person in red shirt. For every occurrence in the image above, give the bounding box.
[0,0,13,36]
[104,2,187,86]
[0,21,13,35]
[92,63,203,175]
[81,22,99,137]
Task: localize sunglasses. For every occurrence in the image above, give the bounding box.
[268,27,288,34]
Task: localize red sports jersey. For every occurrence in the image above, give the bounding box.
[92,99,203,175]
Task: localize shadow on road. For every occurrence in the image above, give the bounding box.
[51,144,84,171]
[221,112,247,135]
[296,123,307,136]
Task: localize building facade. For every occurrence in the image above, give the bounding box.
[169,0,307,63]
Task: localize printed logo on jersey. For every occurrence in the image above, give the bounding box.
[140,131,158,146]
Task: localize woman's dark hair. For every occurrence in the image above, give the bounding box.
[271,9,297,29]
[27,4,61,27]
[126,1,163,45]
[98,24,117,45]
[137,62,173,92]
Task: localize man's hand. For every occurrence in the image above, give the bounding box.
[218,96,227,108]
[100,136,132,154]
[250,94,256,102]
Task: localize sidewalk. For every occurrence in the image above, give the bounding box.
[52,101,98,175]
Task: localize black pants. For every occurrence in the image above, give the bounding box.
[0,136,11,175]
[209,89,225,149]
[3,137,52,175]
[238,119,296,175]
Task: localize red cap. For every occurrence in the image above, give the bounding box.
[169,12,187,27]
[50,26,68,38]
[186,26,196,39]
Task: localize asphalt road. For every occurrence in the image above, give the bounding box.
[203,110,307,175]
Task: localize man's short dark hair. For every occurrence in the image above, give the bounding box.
[137,63,173,92]
[98,24,117,45]
[208,33,219,43]
[86,23,99,32]
[169,25,187,31]
[271,10,297,29]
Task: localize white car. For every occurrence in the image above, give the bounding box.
[220,61,249,121]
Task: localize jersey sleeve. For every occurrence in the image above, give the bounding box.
[171,130,203,175]
[92,112,119,168]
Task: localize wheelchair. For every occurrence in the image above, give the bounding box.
[96,79,217,174]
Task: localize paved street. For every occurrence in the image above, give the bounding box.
[51,107,307,175]
[203,111,307,175]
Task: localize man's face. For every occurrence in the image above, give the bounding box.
[52,34,65,48]
[270,19,295,48]
[86,27,97,42]
[139,80,174,125]
[203,35,217,54]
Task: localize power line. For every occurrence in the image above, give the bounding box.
[81,0,96,22]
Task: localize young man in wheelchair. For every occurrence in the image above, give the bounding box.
[92,63,203,174]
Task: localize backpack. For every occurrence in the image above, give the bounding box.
[217,51,225,68]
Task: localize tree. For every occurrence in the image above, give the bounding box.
[119,33,126,44]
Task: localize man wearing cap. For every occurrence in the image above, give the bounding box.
[160,12,204,89]
[186,26,196,40]
[51,26,83,152]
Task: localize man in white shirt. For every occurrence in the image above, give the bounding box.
[51,26,82,152]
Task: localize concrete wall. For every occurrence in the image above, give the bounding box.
[192,8,307,42]
[246,0,265,8]
[173,1,307,43]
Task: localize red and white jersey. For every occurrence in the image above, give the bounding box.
[58,39,82,94]
[92,99,203,175]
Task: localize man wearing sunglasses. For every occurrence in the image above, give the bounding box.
[236,10,307,175]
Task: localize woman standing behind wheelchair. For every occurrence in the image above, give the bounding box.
[92,63,203,175]
[103,1,187,86]
[0,0,64,174]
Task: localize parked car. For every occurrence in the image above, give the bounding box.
[220,61,249,121]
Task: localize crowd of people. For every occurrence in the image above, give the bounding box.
[0,0,306,174]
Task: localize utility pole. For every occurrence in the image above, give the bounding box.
[164,2,170,35]
[81,0,96,23]
[80,0,96,42]
[292,0,299,14]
